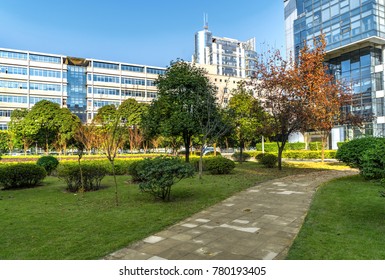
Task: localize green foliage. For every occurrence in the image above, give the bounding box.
[336,137,385,168]
[283,150,337,159]
[127,160,146,182]
[36,156,59,175]
[259,153,278,168]
[255,142,306,152]
[57,162,107,192]
[0,131,10,154]
[231,152,251,162]
[205,156,235,175]
[309,142,323,151]
[136,156,195,201]
[143,60,220,162]
[360,142,385,180]
[0,163,47,189]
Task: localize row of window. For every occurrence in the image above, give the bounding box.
[0,79,65,92]
[0,95,61,104]
[0,124,8,130]
[92,61,164,75]
[93,100,120,108]
[87,87,157,98]
[0,50,62,64]
[0,110,13,117]
[88,74,156,86]
[0,65,65,79]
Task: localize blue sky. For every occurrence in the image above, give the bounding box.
[0,0,285,68]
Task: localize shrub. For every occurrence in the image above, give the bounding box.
[360,142,385,180]
[283,150,337,159]
[127,160,145,182]
[205,156,235,175]
[36,156,59,175]
[259,153,278,168]
[57,162,107,192]
[231,152,251,162]
[255,152,266,162]
[0,163,47,190]
[136,156,195,201]
[309,142,323,151]
[286,142,306,150]
[255,143,278,152]
[336,137,385,168]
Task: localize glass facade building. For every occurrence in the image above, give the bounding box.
[284,0,385,144]
[0,48,165,129]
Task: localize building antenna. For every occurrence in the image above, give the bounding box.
[203,13,209,30]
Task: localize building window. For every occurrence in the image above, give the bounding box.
[375,72,383,91]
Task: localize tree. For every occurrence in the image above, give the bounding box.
[118,98,148,152]
[228,83,267,163]
[94,104,126,206]
[8,109,33,155]
[295,38,356,162]
[23,100,62,154]
[53,108,81,155]
[144,60,217,163]
[253,49,309,170]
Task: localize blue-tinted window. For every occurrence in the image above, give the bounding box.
[30,54,61,64]
[0,80,28,89]
[30,68,62,78]
[0,50,27,60]
[0,95,27,103]
[93,61,119,70]
[30,83,62,92]
[147,68,166,75]
[121,65,144,72]
[93,74,120,83]
[0,65,27,75]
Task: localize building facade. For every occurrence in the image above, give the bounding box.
[285,0,385,147]
[193,24,258,78]
[0,48,165,128]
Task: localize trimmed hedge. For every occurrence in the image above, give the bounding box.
[254,150,337,160]
[255,142,306,152]
[57,162,107,192]
[0,163,47,190]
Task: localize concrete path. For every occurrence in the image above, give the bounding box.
[104,169,358,260]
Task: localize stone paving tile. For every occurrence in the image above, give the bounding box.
[104,169,358,260]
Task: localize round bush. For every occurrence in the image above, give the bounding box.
[231,152,251,162]
[36,156,59,175]
[259,153,278,168]
[205,157,235,175]
[0,163,47,190]
[255,153,265,162]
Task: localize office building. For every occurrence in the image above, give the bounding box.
[0,48,165,128]
[193,20,258,78]
[284,0,385,147]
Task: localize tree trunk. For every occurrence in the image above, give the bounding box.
[278,146,284,171]
[184,133,191,163]
[199,146,204,179]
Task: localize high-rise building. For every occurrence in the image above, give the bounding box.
[193,21,258,78]
[284,0,385,145]
[0,48,165,128]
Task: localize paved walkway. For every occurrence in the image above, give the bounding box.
[104,169,358,260]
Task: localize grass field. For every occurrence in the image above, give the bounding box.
[1,161,330,260]
[286,175,385,259]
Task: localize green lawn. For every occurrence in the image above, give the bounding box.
[286,175,385,259]
[1,161,324,260]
